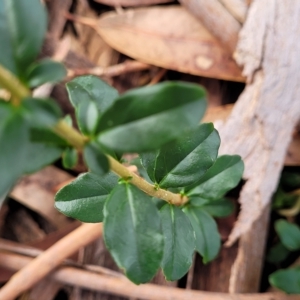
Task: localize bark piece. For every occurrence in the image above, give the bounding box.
[216,0,300,292]
[96,6,244,81]
[178,0,241,53]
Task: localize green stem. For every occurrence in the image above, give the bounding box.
[0,64,30,102]
[0,63,187,206]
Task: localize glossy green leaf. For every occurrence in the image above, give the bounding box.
[4,0,47,73]
[141,124,219,188]
[267,242,290,264]
[104,183,163,284]
[62,148,78,169]
[0,2,16,73]
[160,204,195,281]
[22,97,62,127]
[66,75,118,135]
[83,141,109,175]
[0,109,29,198]
[183,206,220,263]
[97,81,207,152]
[190,197,234,218]
[26,59,66,88]
[187,155,244,200]
[55,172,118,222]
[269,267,300,294]
[275,219,300,251]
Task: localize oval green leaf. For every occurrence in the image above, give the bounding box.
[62,147,78,170]
[97,81,207,152]
[160,204,195,281]
[55,172,118,222]
[141,123,220,188]
[183,206,220,263]
[187,155,244,200]
[275,219,300,251]
[104,183,163,284]
[269,267,300,294]
[26,59,66,88]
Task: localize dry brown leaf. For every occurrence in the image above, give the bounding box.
[94,0,172,6]
[95,6,245,82]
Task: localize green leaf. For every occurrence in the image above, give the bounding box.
[66,75,118,136]
[26,59,66,88]
[190,197,234,218]
[187,155,244,200]
[83,141,109,175]
[0,109,29,198]
[22,97,62,127]
[4,0,47,73]
[97,81,207,152]
[275,219,300,251]
[62,148,78,169]
[269,267,300,294]
[160,204,195,281]
[267,242,290,264]
[55,172,118,223]
[141,123,219,188]
[0,2,16,73]
[30,127,69,147]
[104,183,163,284]
[183,206,220,263]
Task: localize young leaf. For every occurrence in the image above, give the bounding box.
[104,183,163,284]
[66,75,118,136]
[141,123,220,188]
[4,0,47,73]
[267,242,290,264]
[187,155,244,200]
[55,172,118,222]
[83,141,109,175]
[183,206,220,263]
[275,219,300,251]
[97,81,207,152]
[269,267,300,294]
[26,59,66,88]
[22,97,62,127]
[190,197,234,218]
[160,204,195,281]
[62,148,78,169]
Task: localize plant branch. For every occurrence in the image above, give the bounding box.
[0,64,30,101]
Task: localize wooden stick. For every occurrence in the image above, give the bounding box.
[178,0,241,53]
[0,252,297,300]
[0,223,103,300]
[67,60,151,79]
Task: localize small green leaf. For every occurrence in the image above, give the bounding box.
[55,172,118,222]
[62,148,78,169]
[4,0,47,73]
[83,141,109,175]
[66,75,118,136]
[267,242,290,264]
[160,204,195,281]
[141,124,220,188]
[183,206,220,263]
[269,267,300,294]
[26,59,66,88]
[275,219,300,251]
[187,155,244,200]
[97,81,207,152]
[190,197,234,218]
[104,183,163,284]
[22,97,62,127]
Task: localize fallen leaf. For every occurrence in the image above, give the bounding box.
[95,6,244,82]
